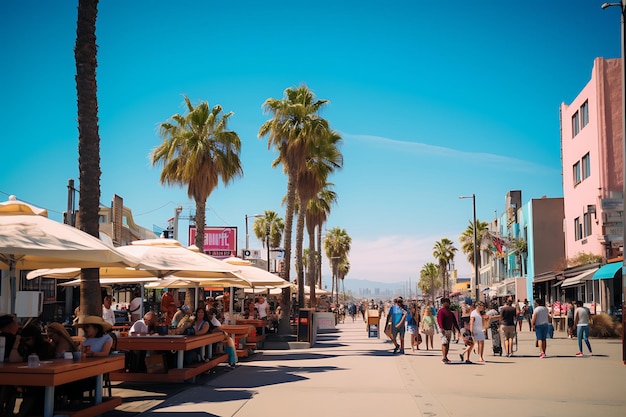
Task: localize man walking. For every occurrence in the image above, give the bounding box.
[531,298,550,358]
[574,300,593,357]
[387,297,408,354]
[500,298,517,357]
[436,297,460,364]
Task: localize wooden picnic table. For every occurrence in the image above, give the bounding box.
[0,354,124,417]
[111,332,228,383]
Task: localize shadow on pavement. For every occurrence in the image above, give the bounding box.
[205,364,344,390]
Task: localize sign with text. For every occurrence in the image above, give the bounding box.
[188,226,237,258]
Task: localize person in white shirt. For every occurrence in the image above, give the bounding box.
[254,297,270,322]
[102,295,116,326]
[129,311,156,335]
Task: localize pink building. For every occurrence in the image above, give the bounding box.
[560,57,623,262]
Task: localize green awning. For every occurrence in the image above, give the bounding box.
[593,262,622,280]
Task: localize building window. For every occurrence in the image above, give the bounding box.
[572,111,580,137]
[581,152,590,180]
[580,100,589,129]
[573,161,581,185]
[583,212,592,237]
[574,217,582,241]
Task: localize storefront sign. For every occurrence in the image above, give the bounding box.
[188,226,237,258]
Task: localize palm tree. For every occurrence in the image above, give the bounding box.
[259,85,329,328]
[305,184,337,307]
[323,227,351,303]
[433,238,457,296]
[459,219,489,265]
[418,262,440,304]
[295,130,342,308]
[76,0,102,317]
[151,95,242,250]
[459,219,489,285]
[252,210,284,270]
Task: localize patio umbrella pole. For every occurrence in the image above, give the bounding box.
[229,287,234,324]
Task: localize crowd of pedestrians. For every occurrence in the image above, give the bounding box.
[376,295,595,364]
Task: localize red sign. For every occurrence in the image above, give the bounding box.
[188,226,237,258]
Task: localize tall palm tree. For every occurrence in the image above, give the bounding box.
[76,0,102,317]
[459,219,489,283]
[151,95,242,250]
[259,85,329,329]
[306,184,337,307]
[419,262,440,304]
[323,227,351,303]
[252,210,284,271]
[295,130,342,308]
[433,238,457,296]
[337,258,350,302]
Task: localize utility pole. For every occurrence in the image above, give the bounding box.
[173,206,182,241]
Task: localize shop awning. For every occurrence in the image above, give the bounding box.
[593,262,622,280]
[561,268,598,288]
[533,273,559,283]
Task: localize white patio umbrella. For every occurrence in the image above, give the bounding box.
[222,257,288,287]
[0,195,138,314]
[28,239,245,281]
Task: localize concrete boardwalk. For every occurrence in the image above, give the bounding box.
[110,318,626,417]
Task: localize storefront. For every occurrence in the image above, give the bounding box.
[592,262,623,315]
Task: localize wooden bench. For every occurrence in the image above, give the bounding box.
[247,333,266,348]
[54,396,122,417]
[111,332,229,383]
[109,353,228,383]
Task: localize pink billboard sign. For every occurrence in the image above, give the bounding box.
[188,226,238,258]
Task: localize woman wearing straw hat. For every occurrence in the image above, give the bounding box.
[74,315,113,357]
[46,322,77,358]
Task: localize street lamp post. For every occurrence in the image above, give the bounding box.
[601,0,626,365]
[460,194,479,301]
[244,214,263,259]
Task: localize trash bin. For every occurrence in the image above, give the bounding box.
[297,308,314,342]
[367,309,380,338]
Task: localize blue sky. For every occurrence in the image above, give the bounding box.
[0,1,620,285]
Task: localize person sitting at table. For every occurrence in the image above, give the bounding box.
[172,305,191,328]
[183,308,210,365]
[74,315,113,357]
[220,329,237,369]
[207,308,224,333]
[46,322,77,358]
[59,316,114,407]
[191,308,210,336]
[14,324,55,417]
[129,311,156,336]
[127,312,156,372]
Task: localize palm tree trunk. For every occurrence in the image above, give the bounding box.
[307,225,316,308]
[316,224,323,288]
[194,199,207,250]
[278,174,296,334]
[331,259,336,304]
[76,0,102,317]
[295,201,307,309]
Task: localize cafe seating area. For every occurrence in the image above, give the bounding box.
[109,331,234,384]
